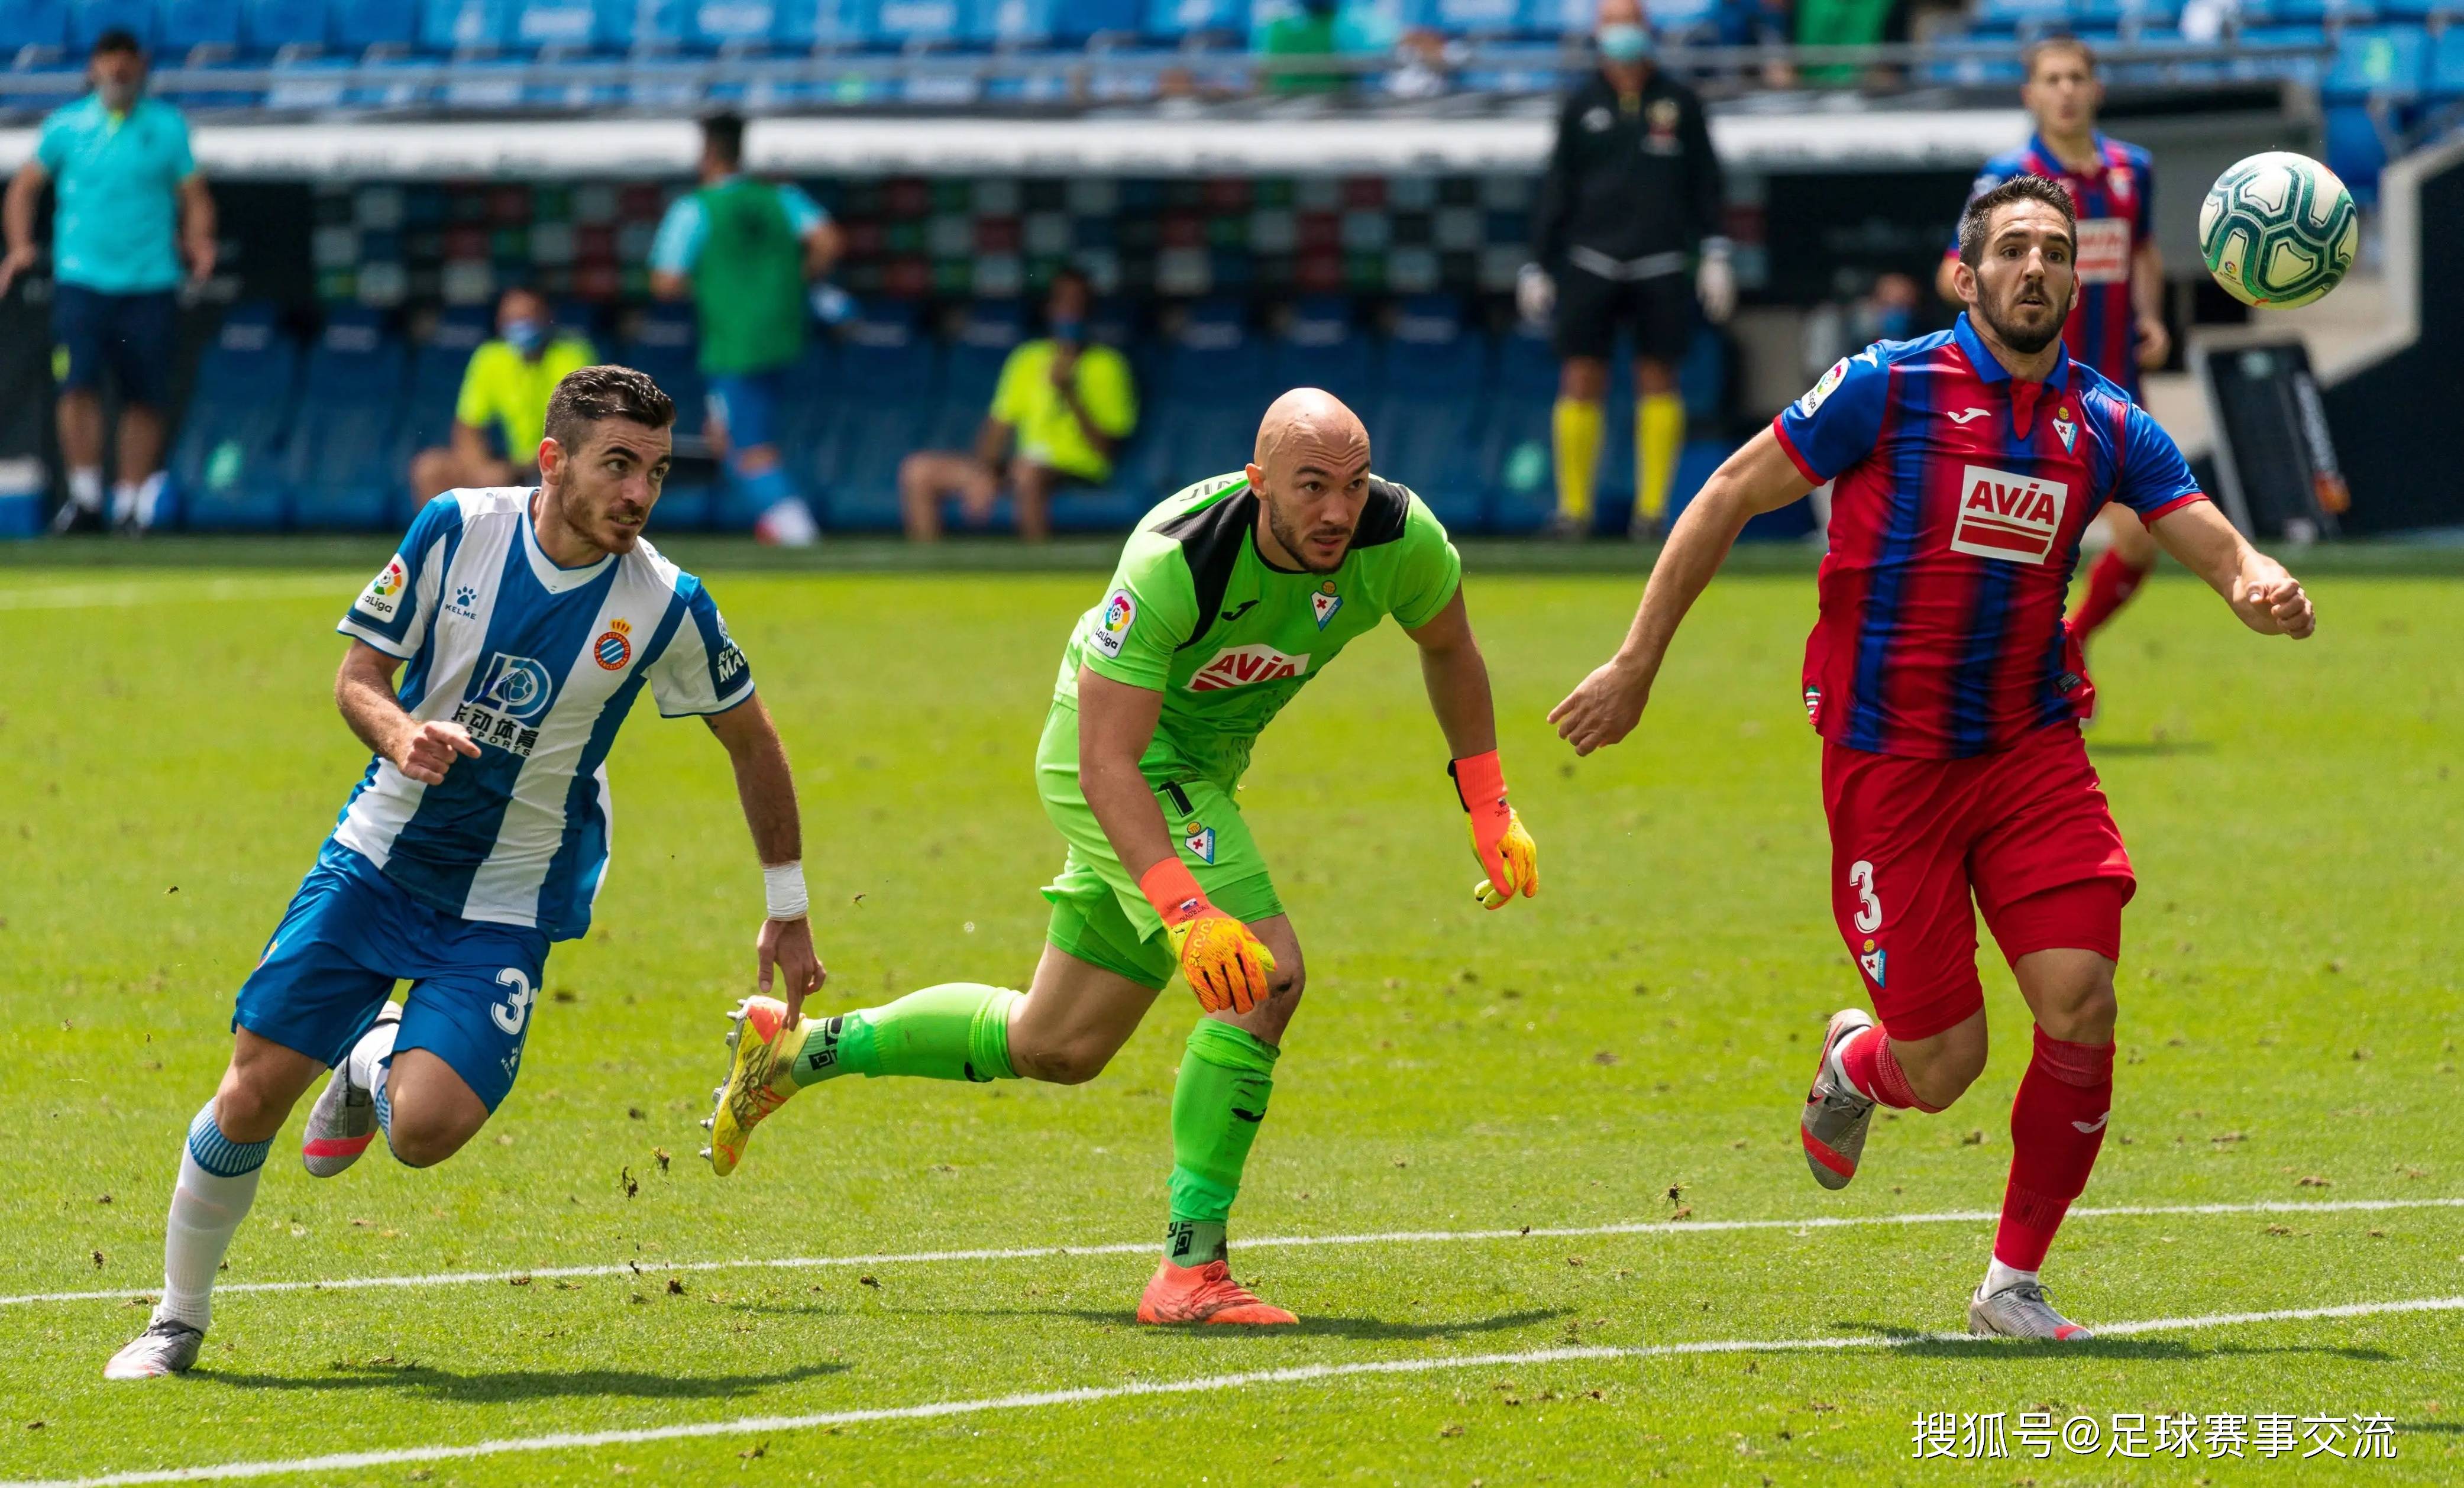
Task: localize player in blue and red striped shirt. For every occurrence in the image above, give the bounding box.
[1939,38,2174,693]
[1553,176,2313,1340]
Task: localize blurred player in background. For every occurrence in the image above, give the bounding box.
[1938,38,2168,692]
[651,112,842,546]
[105,367,823,1380]
[897,267,1138,543]
[705,389,1538,1327]
[1520,0,1731,542]
[408,285,596,500]
[1554,178,2312,1338]
[0,27,214,534]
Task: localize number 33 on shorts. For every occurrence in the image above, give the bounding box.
[1846,859,1887,986]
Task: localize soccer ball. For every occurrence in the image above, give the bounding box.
[2198,151,2358,309]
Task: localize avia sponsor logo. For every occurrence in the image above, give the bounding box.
[1949,464,2069,565]
[1188,644,1309,692]
[2074,216,2132,284]
[594,617,633,671]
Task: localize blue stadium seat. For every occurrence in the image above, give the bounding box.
[2274,0,2380,20]
[2232,25,2329,86]
[510,0,599,48]
[973,0,1059,45]
[421,0,514,49]
[600,0,693,50]
[872,0,967,46]
[392,308,491,484]
[69,0,157,50]
[332,0,417,48]
[774,0,872,46]
[1054,0,1140,40]
[1118,300,1262,500]
[172,305,300,531]
[242,0,329,52]
[2324,25,2424,101]
[1667,436,1809,540]
[161,0,246,52]
[767,338,839,531]
[689,0,781,47]
[1482,319,1561,533]
[617,303,706,437]
[1676,324,1726,424]
[1405,0,1525,34]
[933,297,1023,448]
[2322,102,2388,202]
[287,308,408,530]
[819,303,937,531]
[1144,0,1243,41]
[1643,0,1722,35]
[2432,25,2464,95]
[1269,296,1379,411]
[0,0,70,58]
[1370,296,1486,532]
[1972,0,2072,29]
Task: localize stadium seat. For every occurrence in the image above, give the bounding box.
[2324,25,2425,102]
[819,303,938,532]
[872,0,968,46]
[2232,25,2330,85]
[1269,295,1379,412]
[510,0,599,48]
[331,0,417,49]
[2322,102,2389,201]
[161,0,247,53]
[931,297,1023,449]
[242,0,329,53]
[1481,319,1561,533]
[2431,25,2464,96]
[616,303,706,438]
[689,0,782,48]
[286,308,409,530]
[767,338,838,531]
[1143,0,1244,43]
[1119,300,1263,502]
[0,0,70,60]
[172,305,300,530]
[600,0,693,50]
[1053,0,1140,41]
[1370,295,1487,531]
[773,0,873,46]
[421,0,515,50]
[391,308,492,494]
[69,0,157,50]
[974,0,1060,46]
[1405,0,1525,35]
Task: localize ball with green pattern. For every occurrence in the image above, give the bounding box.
[2198,151,2358,310]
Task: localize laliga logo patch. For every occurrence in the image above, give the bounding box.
[2052,406,2078,454]
[1311,580,1343,630]
[1092,587,1136,659]
[1796,358,1849,418]
[1949,464,2069,565]
[357,554,409,620]
[594,617,633,671]
[1184,821,1217,865]
[1858,937,1887,988]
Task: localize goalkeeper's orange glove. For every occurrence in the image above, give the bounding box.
[1450,750,1538,910]
[1140,858,1278,1014]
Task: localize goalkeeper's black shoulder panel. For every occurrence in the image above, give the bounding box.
[1159,480,1259,649]
[1353,475,1416,549]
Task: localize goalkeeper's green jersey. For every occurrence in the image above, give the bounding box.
[1055,471,1463,788]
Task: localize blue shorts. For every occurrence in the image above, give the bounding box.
[706,370,785,462]
[53,284,177,408]
[232,840,552,1112]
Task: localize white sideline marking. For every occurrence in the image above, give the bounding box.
[0,576,348,612]
[6,1196,2456,1309]
[11,1294,2462,1487]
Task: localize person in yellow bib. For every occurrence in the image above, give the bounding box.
[408,286,596,500]
[899,268,1137,542]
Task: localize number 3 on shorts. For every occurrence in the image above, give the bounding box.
[1848,859,1883,934]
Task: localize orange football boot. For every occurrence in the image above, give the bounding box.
[1136,1257,1298,1325]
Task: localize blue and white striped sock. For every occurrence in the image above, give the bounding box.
[159,1101,270,1331]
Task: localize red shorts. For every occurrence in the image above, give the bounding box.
[1822,723,2135,1041]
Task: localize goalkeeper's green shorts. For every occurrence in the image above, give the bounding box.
[1036,701,1283,992]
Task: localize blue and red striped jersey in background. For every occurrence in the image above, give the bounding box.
[1776,315,2206,761]
[1946,132,2155,400]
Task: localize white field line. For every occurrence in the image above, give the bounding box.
[10,1293,2462,1488]
[7,1195,2456,1309]
[0,576,351,612]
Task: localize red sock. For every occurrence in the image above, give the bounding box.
[1839,1026,1944,1114]
[2068,548,2152,642]
[1996,1028,2116,1271]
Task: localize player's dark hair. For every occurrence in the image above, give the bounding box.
[2022,35,2096,80]
[1957,174,2077,268]
[701,112,746,169]
[91,26,144,59]
[544,365,675,453]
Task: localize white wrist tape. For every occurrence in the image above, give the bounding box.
[763,861,809,921]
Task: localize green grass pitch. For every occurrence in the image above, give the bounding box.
[2,549,2459,1485]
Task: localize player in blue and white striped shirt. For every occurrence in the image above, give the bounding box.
[107,365,827,1381]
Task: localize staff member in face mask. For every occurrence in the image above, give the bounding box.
[2,28,216,535]
[408,286,598,501]
[1519,0,1731,542]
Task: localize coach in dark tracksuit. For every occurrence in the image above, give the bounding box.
[1521,0,1730,540]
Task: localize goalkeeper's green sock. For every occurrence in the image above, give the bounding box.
[785,984,1020,1086]
[1164,1019,1280,1264]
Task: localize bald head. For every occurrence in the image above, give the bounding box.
[1245,387,1374,575]
[1253,387,1367,470]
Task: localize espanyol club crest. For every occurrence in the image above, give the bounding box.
[1183,820,1217,865]
[594,617,633,671]
[1858,937,1887,987]
[1311,581,1343,630]
[2052,405,2078,454]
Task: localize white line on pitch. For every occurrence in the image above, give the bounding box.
[10,1293,2460,1488]
[6,1195,2455,1309]
[0,575,351,612]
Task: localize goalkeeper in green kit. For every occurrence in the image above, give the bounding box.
[704,389,1539,1324]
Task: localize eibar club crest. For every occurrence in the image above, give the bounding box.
[1311,581,1343,630]
[2052,405,2078,454]
[1858,937,1887,987]
[1183,821,1217,865]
